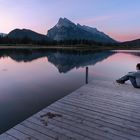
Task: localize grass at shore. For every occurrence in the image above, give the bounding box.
[0,44,139,51]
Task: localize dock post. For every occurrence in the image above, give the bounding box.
[86,67,89,84]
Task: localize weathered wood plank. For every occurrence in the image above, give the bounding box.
[27,117,87,140]
[6,128,37,140]
[14,124,54,140]
[21,120,76,140]
[49,101,140,130]
[60,98,140,124]
[66,94,140,116]
[0,134,17,140]
[48,106,140,138]
[65,90,140,112]
[89,80,140,95]
[69,86,140,106]
[33,111,112,140]
[39,108,140,140]
[62,96,140,119]
[68,87,140,107]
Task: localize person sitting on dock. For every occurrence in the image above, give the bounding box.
[116,63,140,88]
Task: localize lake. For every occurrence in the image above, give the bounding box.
[0,49,140,134]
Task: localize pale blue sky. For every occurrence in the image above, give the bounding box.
[0,0,140,41]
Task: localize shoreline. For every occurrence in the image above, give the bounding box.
[0,45,140,51]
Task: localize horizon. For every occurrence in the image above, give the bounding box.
[0,0,140,41]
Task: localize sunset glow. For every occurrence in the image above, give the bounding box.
[0,0,140,41]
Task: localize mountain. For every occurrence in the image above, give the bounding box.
[47,18,116,43]
[8,29,50,41]
[77,24,116,43]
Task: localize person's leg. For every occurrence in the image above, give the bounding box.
[129,77,139,88]
[116,75,129,84]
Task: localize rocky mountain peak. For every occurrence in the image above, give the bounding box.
[77,24,98,33]
[56,17,76,28]
[47,18,117,43]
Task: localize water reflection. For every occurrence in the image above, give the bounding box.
[47,51,115,73]
[0,49,114,73]
[0,49,139,134]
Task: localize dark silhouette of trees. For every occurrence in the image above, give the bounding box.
[0,36,117,47]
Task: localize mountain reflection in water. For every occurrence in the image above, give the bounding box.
[0,49,114,73]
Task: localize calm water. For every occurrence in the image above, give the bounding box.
[0,49,140,134]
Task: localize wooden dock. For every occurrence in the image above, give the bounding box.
[1,80,140,140]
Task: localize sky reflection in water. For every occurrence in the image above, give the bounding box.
[0,49,140,134]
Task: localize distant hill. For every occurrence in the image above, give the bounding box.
[47,18,117,43]
[8,29,50,41]
[121,39,140,47]
[0,33,7,37]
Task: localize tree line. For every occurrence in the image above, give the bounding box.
[0,36,118,47]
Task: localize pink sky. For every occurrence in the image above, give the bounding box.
[0,0,140,42]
